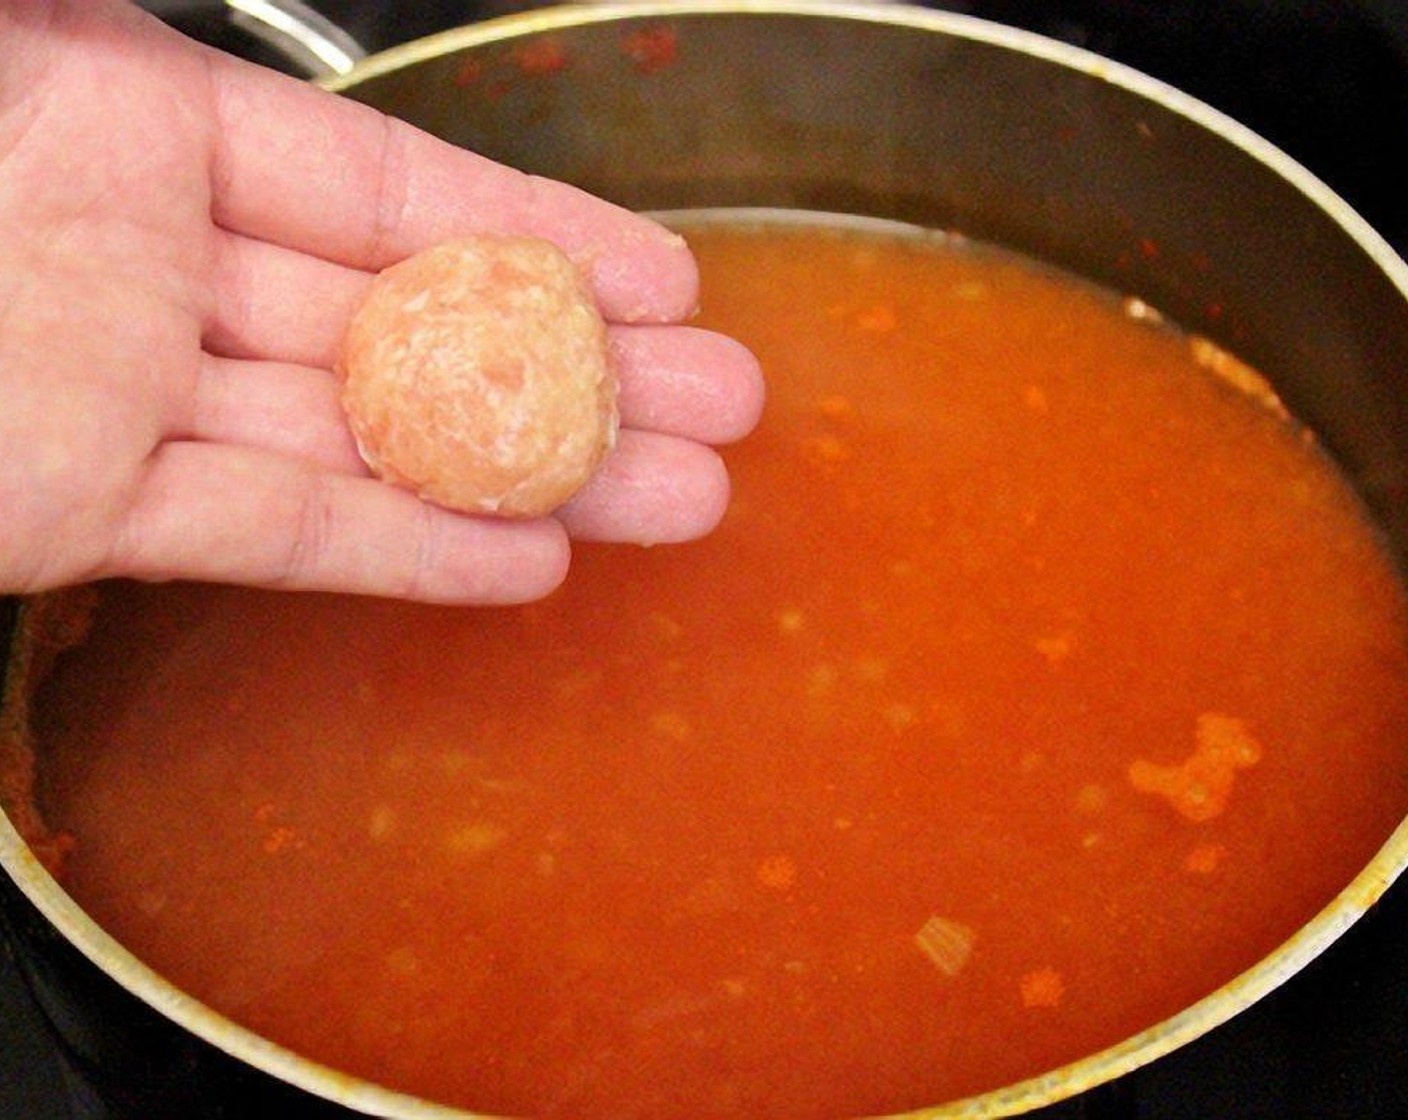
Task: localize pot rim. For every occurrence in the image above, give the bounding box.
[8,800,1408,1119]
[324,0,1408,304]
[6,3,1408,1117]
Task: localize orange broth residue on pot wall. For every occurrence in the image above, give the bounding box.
[32,216,1408,1120]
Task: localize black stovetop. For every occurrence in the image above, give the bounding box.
[5,2,1408,1117]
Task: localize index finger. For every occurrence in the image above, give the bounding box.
[204,47,698,324]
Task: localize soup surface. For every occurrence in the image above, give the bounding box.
[31,215,1408,1119]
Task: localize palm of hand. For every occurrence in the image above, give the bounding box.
[0,1,761,603]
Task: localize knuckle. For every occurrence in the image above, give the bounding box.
[281,476,338,589]
[364,115,411,266]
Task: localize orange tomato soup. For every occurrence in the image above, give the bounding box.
[32,216,1408,1119]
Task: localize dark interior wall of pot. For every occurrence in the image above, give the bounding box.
[966,0,1408,255]
[300,0,1408,255]
[141,0,1408,256]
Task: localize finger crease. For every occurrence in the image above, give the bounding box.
[285,472,337,587]
[403,498,441,601]
[366,115,411,266]
[207,230,254,353]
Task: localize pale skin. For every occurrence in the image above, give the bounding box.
[0,0,764,604]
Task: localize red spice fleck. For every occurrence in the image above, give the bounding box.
[621,26,678,74]
[253,800,303,854]
[514,38,569,77]
[1020,967,1066,1008]
[262,826,300,855]
[1137,237,1160,261]
[756,854,797,891]
[855,303,898,333]
[452,57,483,88]
[1184,842,1228,875]
[35,831,77,879]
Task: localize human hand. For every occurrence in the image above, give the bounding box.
[0,0,762,603]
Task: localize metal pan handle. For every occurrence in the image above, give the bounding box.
[224,0,365,77]
[141,0,366,78]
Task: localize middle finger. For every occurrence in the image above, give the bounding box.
[186,352,366,473]
[206,228,370,369]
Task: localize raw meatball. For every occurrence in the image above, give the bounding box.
[336,235,618,517]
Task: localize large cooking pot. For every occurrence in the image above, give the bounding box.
[4,3,1408,1117]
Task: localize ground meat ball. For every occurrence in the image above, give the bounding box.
[336,235,618,517]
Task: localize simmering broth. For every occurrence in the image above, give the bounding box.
[25,215,1408,1119]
